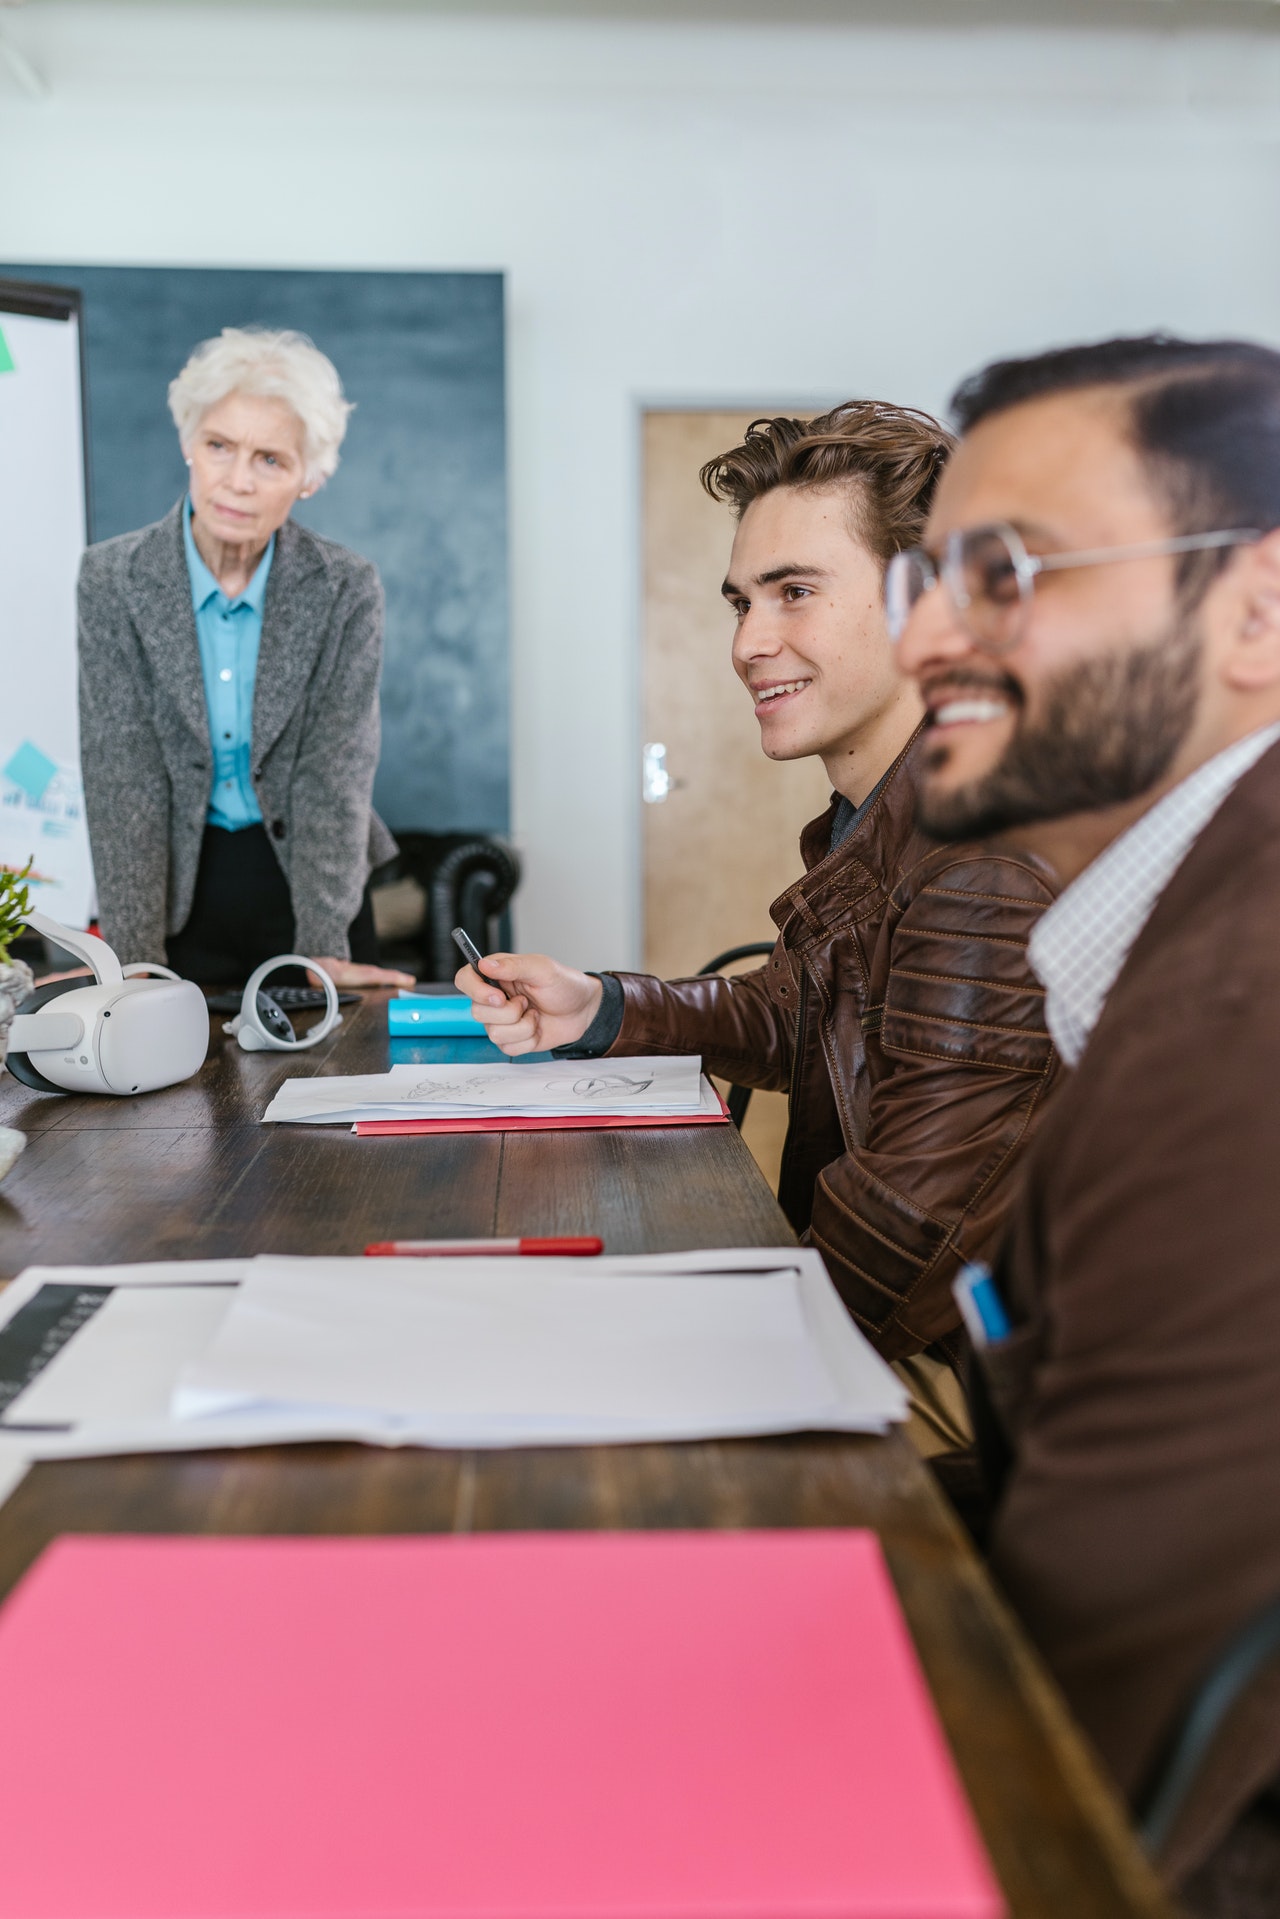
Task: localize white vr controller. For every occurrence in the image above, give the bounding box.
[222,955,342,1052]
[6,911,209,1097]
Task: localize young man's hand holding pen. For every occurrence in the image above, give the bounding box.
[453,933,605,1056]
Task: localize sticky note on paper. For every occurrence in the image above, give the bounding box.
[3,741,58,804]
[0,326,13,374]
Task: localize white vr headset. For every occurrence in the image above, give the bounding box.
[6,919,345,1097]
[6,912,210,1097]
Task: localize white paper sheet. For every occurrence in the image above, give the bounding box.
[0,1250,907,1460]
[173,1256,840,1433]
[13,1286,236,1426]
[262,1056,705,1126]
[344,1074,728,1134]
[0,1451,29,1514]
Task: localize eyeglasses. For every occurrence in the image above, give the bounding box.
[884,522,1261,654]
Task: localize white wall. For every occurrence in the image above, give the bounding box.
[3,4,1279,966]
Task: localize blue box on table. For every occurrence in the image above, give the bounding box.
[387,989,484,1037]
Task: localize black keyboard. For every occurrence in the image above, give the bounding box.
[265,986,361,1009]
[205,986,362,1014]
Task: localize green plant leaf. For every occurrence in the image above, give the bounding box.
[0,859,34,965]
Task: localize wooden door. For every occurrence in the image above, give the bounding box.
[641,410,831,1188]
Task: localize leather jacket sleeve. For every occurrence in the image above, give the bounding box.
[808,851,1058,1360]
[605,963,797,1093]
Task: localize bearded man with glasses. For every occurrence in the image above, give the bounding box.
[896,335,1280,1914]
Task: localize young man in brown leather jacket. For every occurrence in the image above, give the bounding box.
[896,336,1280,1910]
[458,402,1060,1450]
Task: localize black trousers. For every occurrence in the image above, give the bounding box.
[166,824,379,986]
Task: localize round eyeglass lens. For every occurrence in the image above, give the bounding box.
[947,526,1031,652]
[885,548,934,641]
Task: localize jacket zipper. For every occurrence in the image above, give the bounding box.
[777,968,808,1220]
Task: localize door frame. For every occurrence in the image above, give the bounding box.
[627,393,846,968]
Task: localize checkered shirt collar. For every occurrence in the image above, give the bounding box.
[1029,724,1280,1068]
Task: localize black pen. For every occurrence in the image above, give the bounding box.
[452,926,517,1000]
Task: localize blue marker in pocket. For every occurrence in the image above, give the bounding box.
[953,1261,1012,1348]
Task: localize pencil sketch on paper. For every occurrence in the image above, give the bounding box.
[404,1079,470,1103]
[401,1072,659,1105]
[563,1075,656,1100]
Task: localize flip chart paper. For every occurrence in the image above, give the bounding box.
[3,737,58,803]
[261,1054,705,1124]
[0,297,94,924]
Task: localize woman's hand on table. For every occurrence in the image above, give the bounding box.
[307,958,416,990]
[453,951,603,1056]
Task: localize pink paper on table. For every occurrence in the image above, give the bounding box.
[0,1530,1003,1919]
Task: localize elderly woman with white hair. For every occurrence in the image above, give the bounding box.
[76,325,413,987]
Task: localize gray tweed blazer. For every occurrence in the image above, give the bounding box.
[77,501,397,965]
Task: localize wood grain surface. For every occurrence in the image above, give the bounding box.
[0,990,1176,1919]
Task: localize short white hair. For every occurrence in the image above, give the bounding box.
[167,326,353,487]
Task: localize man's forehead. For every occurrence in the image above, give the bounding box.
[926,388,1165,545]
[730,483,864,562]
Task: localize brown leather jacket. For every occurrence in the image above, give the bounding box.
[607,732,1059,1361]
[981,740,1280,1882]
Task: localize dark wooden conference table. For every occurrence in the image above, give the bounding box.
[0,987,1174,1919]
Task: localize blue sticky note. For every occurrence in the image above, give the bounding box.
[389,1036,554,1067]
[3,741,58,804]
[388,995,483,1037]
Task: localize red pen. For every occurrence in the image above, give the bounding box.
[363,1236,604,1258]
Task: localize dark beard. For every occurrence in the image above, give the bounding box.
[916,620,1203,842]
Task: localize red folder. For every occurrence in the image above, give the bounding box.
[354,1093,731,1136]
[0,1530,1003,1919]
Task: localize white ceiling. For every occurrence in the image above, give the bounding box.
[17,0,1280,23]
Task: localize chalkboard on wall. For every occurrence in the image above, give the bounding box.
[0,264,509,837]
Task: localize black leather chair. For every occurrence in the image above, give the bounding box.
[1137,1593,1280,1885]
[379,833,522,982]
[698,942,775,1128]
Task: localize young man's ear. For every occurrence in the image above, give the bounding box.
[1224,527,1280,692]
